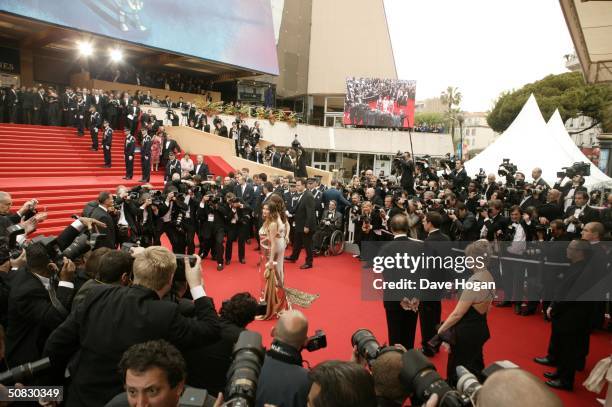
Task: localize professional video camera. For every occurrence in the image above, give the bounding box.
[415,155,431,171]
[0,357,51,385]
[439,153,456,170]
[474,168,486,186]
[557,161,591,179]
[351,329,402,367]
[497,159,517,182]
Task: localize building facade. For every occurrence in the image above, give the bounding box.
[461,112,499,159]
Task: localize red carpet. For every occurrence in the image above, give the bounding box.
[2,124,609,405]
[0,124,165,236]
[202,243,610,407]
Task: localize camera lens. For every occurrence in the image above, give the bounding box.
[351,329,380,365]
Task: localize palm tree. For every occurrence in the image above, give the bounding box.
[440,86,463,154]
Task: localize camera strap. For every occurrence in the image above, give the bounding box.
[268,340,303,366]
[48,282,69,319]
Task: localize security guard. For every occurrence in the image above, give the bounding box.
[124,131,136,180]
[101,119,113,168]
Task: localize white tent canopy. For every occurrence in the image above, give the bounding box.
[464,94,612,189]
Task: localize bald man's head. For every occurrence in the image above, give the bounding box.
[273,310,308,350]
[477,369,561,407]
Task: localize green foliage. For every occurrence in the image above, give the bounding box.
[414,112,445,127]
[487,72,612,133]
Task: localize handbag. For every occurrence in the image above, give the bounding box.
[428,325,457,348]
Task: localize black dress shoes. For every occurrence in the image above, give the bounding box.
[533,356,556,367]
[225,260,231,266]
[545,379,572,391]
[239,259,246,264]
[299,264,312,269]
[284,256,296,263]
[217,263,223,271]
[543,371,558,380]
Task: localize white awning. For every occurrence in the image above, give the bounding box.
[559,0,612,83]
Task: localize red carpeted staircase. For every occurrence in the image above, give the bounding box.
[0,123,164,236]
[0,123,143,178]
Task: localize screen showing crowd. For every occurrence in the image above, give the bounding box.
[0,0,279,75]
[344,77,416,129]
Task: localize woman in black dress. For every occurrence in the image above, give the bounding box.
[437,239,495,386]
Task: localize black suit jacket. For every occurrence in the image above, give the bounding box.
[162,139,181,161]
[43,284,220,407]
[235,183,256,208]
[192,162,210,178]
[294,190,317,231]
[382,236,423,308]
[6,269,74,369]
[90,206,117,248]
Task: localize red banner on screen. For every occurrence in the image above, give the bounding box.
[343,77,416,128]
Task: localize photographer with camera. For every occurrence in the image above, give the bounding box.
[158,188,188,254]
[5,242,75,377]
[448,202,479,242]
[114,187,139,246]
[563,190,600,238]
[197,190,228,271]
[90,191,119,249]
[256,310,311,407]
[184,292,259,395]
[44,247,220,406]
[224,192,252,265]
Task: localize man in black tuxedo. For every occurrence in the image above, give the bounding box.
[161,135,181,168]
[90,191,118,249]
[563,190,600,238]
[123,131,136,180]
[482,199,510,241]
[165,152,182,182]
[126,99,140,136]
[6,84,18,123]
[542,239,593,391]
[419,211,450,356]
[5,242,76,373]
[538,189,563,224]
[22,86,34,124]
[192,155,210,178]
[448,160,468,191]
[285,178,317,269]
[399,152,415,195]
[531,167,550,191]
[139,132,152,183]
[382,214,422,350]
[234,175,256,209]
[33,86,47,125]
[44,247,220,407]
[101,119,113,168]
[89,106,102,151]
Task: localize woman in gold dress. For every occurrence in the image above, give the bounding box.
[258,195,317,320]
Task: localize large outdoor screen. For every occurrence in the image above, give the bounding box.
[0,0,279,75]
[344,77,416,128]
